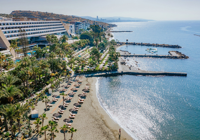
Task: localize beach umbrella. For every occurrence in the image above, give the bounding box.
[78,94,86,98]
[48,101,53,104]
[63,118,73,123]
[68,93,74,96]
[53,113,60,117]
[59,89,67,92]
[69,108,77,113]
[59,105,65,108]
[73,103,81,107]
[65,85,70,88]
[71,88,77,91]
[65,99,71,102]
[59,105,65,109]
[52,95,58,98]
[61,85,65,87]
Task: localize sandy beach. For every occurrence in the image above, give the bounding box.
[31,76,133,140]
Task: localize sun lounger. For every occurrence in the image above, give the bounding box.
[78,100,84,103]
[54,117,59,120]
[69,115,75,119]
[64,103,69,107]
[52,119,58,123]
[58,109,64,114]
[70,112,76,116]
[47,104,53,107]
[74,106,79,110]
[52,98,58,101]
[66,122,72,127]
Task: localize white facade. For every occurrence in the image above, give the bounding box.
[0,20,66,41]
[0,20,67,56]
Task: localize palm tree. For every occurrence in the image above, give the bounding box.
[40,125,48,140]
[20,57,31,94]
[48,120,58,140]
[60,35,68,43]
[15,103,28,133]
[0,53,6,72]
[42,96,50,111]
[95,38,99,48]
[10,39,18,58]
[0,85,22,103]
[33,118,41,132]
[40,113,48,127]
[11,124,18,139]
[0,73,20,86]
[0,104,15,131]
[46,34,52,44]
[60,124,69,140]
[60,93,66,105]
[68,127,77,140]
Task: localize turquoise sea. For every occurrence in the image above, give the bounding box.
[96,21,200,140]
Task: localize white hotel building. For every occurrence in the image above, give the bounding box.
[0,20,68,56]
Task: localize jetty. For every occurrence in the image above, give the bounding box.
[119,50,189,59]
[75,71,187,77]
[117,42,181,48]
[110,31,133,32]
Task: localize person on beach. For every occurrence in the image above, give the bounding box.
[119,128,121,139]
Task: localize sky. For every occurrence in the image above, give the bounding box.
[0,0,200,20]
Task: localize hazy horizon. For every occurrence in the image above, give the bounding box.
[1,0,200,21]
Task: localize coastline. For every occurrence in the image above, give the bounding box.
[71,77,133,140]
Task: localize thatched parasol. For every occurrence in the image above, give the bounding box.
[69,108,77,113]
[59,105,65,109]
[71,88,78,91]
[53,113,60,117]
[52,95,58,98]
[65,85,70,88]
[73,103,81,107]
[68,93,74,96]
[59,89,67,92]
[63,118,73,123]
[65,99,71,102]
[78,94,86,98]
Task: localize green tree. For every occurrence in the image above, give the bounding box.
[48,120,59,140]
[90,47,101,63]
[0,85,22,103]
[11,124,18,139]
[60,124,69,140]
[68,127,77,140]
[40,113,48,127]
[40,125,49,140]
[10,39,18,58]
[34,118,42,133]
[18,28,29,57]
[42,95,50,111]
[80,32,94,45]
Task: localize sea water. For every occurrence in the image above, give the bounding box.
[97,21,200,140]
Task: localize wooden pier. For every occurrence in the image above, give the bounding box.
[110,31,133,32]
[119,50,189,59]
[81,71,187,77]
[117,42,181,48]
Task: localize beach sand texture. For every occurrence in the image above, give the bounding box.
[32,77,132,140]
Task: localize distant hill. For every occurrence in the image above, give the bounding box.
[81,16,152,22]
[10,10,115,27]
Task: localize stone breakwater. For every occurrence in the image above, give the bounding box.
[119,50,189,59]
[117,42,181,48]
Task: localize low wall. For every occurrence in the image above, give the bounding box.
[85,71,187,77]
[117,42,181,48]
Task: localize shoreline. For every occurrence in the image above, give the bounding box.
[71,77,133,140]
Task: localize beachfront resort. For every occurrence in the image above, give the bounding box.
[0,13,122,140]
